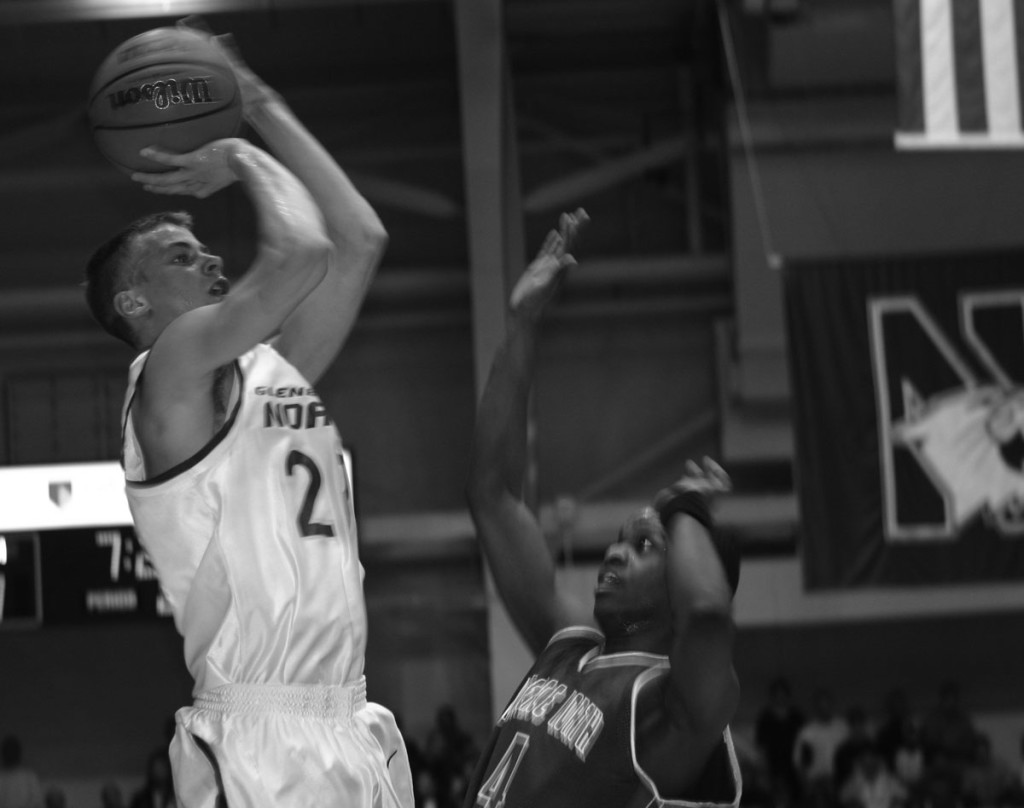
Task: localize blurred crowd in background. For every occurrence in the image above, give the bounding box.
[742,678,1024,808]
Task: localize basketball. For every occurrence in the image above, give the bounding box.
[87,27,242,174]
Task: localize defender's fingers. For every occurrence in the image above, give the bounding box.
[559,211,578,238]
[701,456,728,478]
[540,230,563,257]
[565,207,590,230]
[702,457,732,489]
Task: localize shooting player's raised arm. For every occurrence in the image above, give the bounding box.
[208,25,386,383]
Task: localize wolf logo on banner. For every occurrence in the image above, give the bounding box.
[869,290,1024,540]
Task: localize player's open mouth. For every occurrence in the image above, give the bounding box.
[596,569,620,590]
[209,278,230,297]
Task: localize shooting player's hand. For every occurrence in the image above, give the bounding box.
[130,139,244,199]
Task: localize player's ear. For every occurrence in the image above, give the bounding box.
[114,289,149,320]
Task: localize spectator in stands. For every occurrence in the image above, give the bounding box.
[892,718,927,799]
[960,733,1015,808]
[99,781,126,808]
[877,689,915,768]
[415,769,441,808]
[794,688,849,808]
[839,744,907,808]
[43,787,66,808]
[129,749,175,808]
[1002,732,1024,807]
[424,705,476,808]
[734,728,774,808]
[1016,732,1024,801]
[921,682,976,767]
[0,734,44,808]
[756,676,806,808]
[919,748,965,808]
[446,756,477,808]
[835,707,876,792]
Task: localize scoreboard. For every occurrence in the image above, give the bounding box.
[41,525,173,623]
[0,462,169,627]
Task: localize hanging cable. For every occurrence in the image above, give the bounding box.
[716,0,783,270]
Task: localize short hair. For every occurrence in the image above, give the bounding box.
[83,211,193,348]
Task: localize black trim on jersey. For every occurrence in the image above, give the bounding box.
[124,359,244,487]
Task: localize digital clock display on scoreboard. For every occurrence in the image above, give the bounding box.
[38,526,172,624]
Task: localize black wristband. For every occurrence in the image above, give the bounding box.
[655,489,712,531]
[656,488,740,594]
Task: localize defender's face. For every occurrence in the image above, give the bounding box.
[593,507,670,628]
[130,224,229,321]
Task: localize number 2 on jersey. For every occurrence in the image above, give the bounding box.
[476,732,529,808]
[285,450,335,537]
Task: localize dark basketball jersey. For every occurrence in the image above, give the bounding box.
[465,626,741,808]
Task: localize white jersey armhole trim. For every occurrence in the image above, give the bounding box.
[545,625,604,649]
[584,652,670,673]
[629,667,743,808]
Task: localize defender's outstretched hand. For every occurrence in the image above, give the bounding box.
[681,457,732,497]
[130,139,243,198]
[509,208,589,319]
[653,457,732,515]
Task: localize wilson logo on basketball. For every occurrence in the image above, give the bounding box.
[106,77,217,111]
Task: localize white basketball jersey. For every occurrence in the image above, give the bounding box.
[122,343,366,695]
